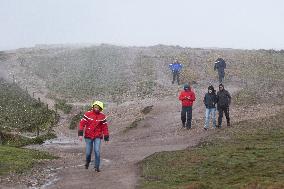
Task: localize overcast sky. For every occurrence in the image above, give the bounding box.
[0,0,283,51]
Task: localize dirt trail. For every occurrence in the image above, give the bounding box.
[35,68,243,189]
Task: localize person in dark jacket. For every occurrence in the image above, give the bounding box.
[178,84,196,129]
[214,57,226,83]
[169,59,182,85]
[78,101,109,172]
[203,85,217,130]
[216,84,231,127]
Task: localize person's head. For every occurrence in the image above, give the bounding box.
[208,85,215,94]
[184,84,190,91]
[174,58,178,63]
[219,83,224,91]
[92,101,104,114]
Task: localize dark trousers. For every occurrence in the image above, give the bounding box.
[172,71,180,84]
[218,70,225,83]
[218,74,224,83]
[181,106,192,128]
[218,106,230,127]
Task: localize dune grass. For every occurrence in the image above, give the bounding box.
[138,110,284,189]
[0,145,56,176]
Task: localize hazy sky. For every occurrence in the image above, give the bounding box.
[1,0,283,50]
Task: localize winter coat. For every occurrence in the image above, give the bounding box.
[204,93,217,109]
[78,110,109,140]
[169,62,182,72]
[217,89,231,109]
[179,89,196,107]
[214,58,226,76]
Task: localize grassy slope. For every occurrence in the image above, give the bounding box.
[0,145,56,176]
[0,79,56,133]
[138,110,284,189]
[15,46,284,103]
[0,79,57,176]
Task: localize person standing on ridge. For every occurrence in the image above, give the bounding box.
[216,84,231,128]
[169,58,182,85]
[179,83,196,129]
[78,101,109,172]
[203,85,218,130]
[214,57,226,83]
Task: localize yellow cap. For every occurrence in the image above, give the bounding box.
[92,101,104,110]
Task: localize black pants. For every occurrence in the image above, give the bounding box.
[181,106,192,128]
[218,106,230,127]
[172,71,180,84]
[218,71,225,83]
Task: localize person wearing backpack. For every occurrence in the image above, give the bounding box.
[179,83,196,129]
[203,85,218,130]
[216,84,231,127]
[78,101,109,172]
[214,57,226,83]
[169,58,183,85]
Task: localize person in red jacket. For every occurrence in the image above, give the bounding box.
[78,101,109,172]
[179,84,196,129]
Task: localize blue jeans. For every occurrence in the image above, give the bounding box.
[205,108,216,128]
[85,138,101,169]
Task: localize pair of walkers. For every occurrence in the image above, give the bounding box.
[178,83,231,130]
[170,56,227,85]
[203,83,231,130]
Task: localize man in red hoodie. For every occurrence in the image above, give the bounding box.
[78,101,109,172]
[179,84,196,129]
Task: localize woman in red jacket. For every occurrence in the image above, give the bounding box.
[179,84,196,129]
[78,101,109,172]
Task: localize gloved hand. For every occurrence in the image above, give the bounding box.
[104,136,109,142]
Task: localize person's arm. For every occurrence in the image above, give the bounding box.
[169,64,173,71]
[178,63,182,72]
[101,117,109,142]
[227,91,231,105]
[78,113,88,141]
[179,92,187,101]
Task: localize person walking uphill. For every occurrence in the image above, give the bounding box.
[203,85,218,130]
[78,101,109,172]
[214,57,226,83]
[217,84,231,128]
[169,59,182,85]
[179,84,196,129]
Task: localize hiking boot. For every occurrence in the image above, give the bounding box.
[182,122,185,128]
[95,167,101,172]
[217,125,221,128]
[85,162,90,169]
[227,123,231,127]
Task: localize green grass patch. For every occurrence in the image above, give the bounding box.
[138,111,284,189]
[233,88,258,106]
[0,145,57,176]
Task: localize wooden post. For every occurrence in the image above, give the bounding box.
[36,125,39,137]
[38,97,40,103]
[13,75,15,84]
[46,104,49,110]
